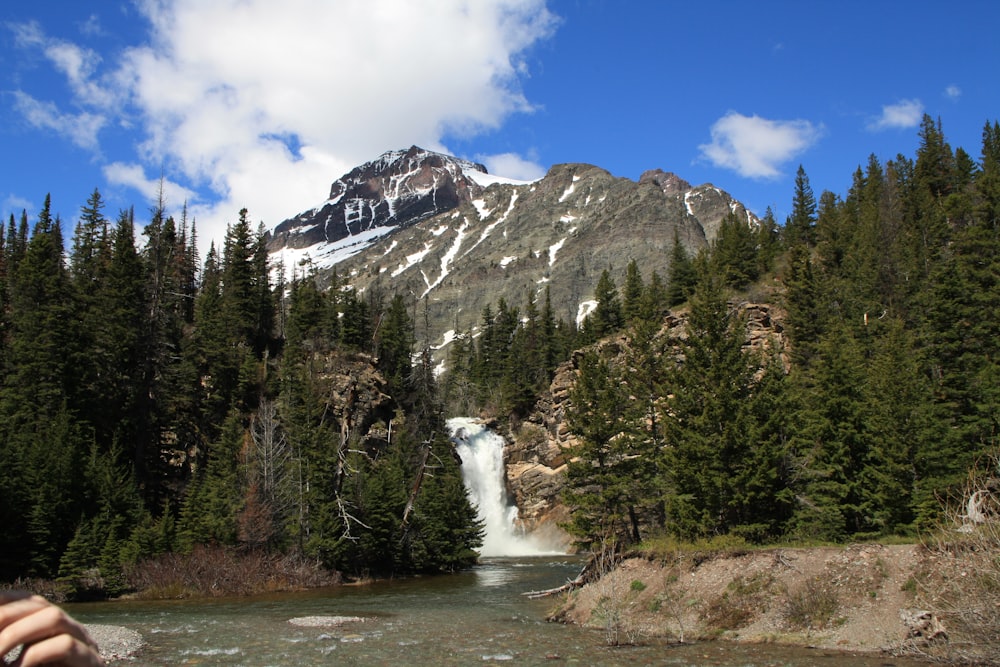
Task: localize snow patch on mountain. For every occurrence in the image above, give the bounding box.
[421,220,469,297]
[473,199,492,220]
[558,182,576,203]
[273,225,396,274]
[392,242,435,277]
[684,191,696,217]
[548,238,566,267]
[464,190,521,258]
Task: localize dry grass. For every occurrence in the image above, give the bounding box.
[781,576,841,631]
[700,572,776,630]
[0,577,68,603]
[909,461,1000,665]
[124,545,341,599]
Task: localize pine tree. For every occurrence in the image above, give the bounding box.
[22,406,87,577]
[441,331,476,416]
[137,200,192,505]
[587,269,623,339]
[563,350,642,548]
[906,115,955,282]
[857,319,930,535]
[221,209,268,349]
[660,275,789,540]
[783,244,823,367]
[58,440,146,596]
[785,165,817,246]
[284,274,328,352]
[377,294,415,399]
[93,210,147,457]
[755,206,781,275]
[622,259,645,324]
[340,289,371,350]
[711,212,759,289]
[70,189,109,286]
[667,229,697,306]
[3,195,76,420]
[501,289,548,417]
[404,429,482,573]
[351,446,408,573]
[916,171,1000,512]
[178,409,246,548]
[639,269,669,325]
[786,324,868,541]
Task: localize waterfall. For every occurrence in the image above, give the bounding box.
[447,418,560,557]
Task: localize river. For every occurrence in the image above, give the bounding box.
[68,557,928,666]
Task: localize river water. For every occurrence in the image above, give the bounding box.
[68,557,927,666]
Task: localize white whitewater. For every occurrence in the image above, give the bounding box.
[447,417,561,557]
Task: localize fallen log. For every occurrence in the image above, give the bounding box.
[522,546,626,599]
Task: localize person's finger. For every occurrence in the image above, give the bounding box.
[0,593,41,628]
[0,596,51,657]
[0,591,32,605]
[0,598,100,664]
[11,632,105,667]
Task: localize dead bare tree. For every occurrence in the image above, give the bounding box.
[911,456,1000,665]
[244,397,291,546]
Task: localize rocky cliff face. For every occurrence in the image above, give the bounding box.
[504,302,787,546]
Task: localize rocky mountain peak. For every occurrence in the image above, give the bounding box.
[267,146,489,264]
[639,169,692,195]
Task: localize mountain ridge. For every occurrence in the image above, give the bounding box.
[266,147,758,355]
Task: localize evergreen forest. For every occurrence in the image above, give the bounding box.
[1,115,998,597]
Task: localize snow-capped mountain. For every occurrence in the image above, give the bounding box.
[268,146,526,270]
[267,147,757,358]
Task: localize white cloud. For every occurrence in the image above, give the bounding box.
[868,99,924,131]
[945,85,962,100]
[12,21,116,108]
[12,91,106,150]
[117,0,557,250]
[13,1,557,253]
[698,112,823,179]
[2,194,36,222]
[477,152,547,181]
[103,162,197,209]
[78,14,104,38]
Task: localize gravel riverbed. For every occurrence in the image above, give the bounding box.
[86,624,145,662]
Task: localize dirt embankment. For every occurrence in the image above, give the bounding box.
[552,544,945,656]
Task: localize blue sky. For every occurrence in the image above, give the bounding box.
[2,0,998,252]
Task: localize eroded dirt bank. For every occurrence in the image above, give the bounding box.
[552,544,946,657]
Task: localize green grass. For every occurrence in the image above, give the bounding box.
[637,531,920,564]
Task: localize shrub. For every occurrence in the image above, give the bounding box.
[700,572,775,630]
[124,545,340,598]
[782,576,839,630]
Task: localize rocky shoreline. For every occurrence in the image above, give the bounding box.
[85,624,146,662]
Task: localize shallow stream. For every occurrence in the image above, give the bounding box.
[68,557,928,666]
